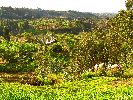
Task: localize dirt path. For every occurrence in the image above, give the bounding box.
[0,72,42,86]
[111,78,133,87]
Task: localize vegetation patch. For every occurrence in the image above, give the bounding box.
[0,0,133,99]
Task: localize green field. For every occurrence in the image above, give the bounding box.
[0,76,133,100]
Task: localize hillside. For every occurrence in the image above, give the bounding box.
[93,13,116,18]
[0,6,99,19]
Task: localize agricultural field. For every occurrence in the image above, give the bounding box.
[1,74,133,99]
[0,0,133,99]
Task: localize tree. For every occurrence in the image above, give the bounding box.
[126,0,133,10]
[3,26,10,41]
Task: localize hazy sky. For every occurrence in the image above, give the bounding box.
[0,0,126,13]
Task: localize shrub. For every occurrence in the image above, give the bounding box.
[37,73,64,85]
[0,40,38,72]
[81,71,96,79]
[106,66,124,77]
[35,41,70,83]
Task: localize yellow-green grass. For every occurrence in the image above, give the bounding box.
[0,77,133,100]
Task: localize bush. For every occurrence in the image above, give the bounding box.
[106,67,124,77]
[0,40,38,72]
[37,73,64,85]
[35,41,70,83]
[95,67,106,76]
[81,71,96,79]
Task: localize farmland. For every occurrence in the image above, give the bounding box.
[0,0,133,99]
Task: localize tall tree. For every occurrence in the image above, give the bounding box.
[125,0,133,10]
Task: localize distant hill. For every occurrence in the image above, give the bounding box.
[93,13,116,19]
[0,6,99,19]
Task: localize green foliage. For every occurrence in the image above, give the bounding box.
[125,0,133,10]
[2,26,10,41]
[95,67,107,76]
[0,0,132,85]
[70,31,109,75]
[0,1,133,98]
[70,6,133,76]
[0,6,99,20]
[107,68,124,77]
[36,42,70,81]
[0,40,38,72]
[42,73,64,85]
[108,9,133,67]
[81,71,96,78]
[35,33,79,82]
[1,77,133,99]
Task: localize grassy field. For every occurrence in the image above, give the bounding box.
[0,75,133,100]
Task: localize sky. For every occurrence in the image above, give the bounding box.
[0,0,126,13]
